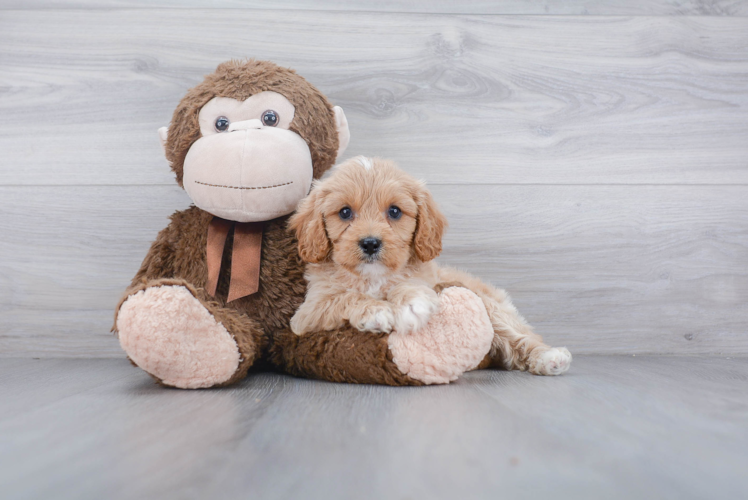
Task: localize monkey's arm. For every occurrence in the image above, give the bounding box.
[271,325,424,386]
[129,207,211,287]
[113,221,180,332]
[272,285,498,386]
[113,208,208,328]
[130,229,177,285]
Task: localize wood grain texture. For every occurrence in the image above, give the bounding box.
[1,356,747,500]
[2,0,747,15]
[1,184,746,357]
[0,186,190,357]
[1,7,747,357]
[1,11,747,185]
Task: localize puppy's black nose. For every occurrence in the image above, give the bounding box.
[359,237,382,256]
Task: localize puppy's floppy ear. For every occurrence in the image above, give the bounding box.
[413,182,448,262]
[289,185,331,263]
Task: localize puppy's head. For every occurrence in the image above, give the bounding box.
[289,156,447,273]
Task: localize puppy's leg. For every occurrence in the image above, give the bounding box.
[348,298,396,334]
[387,281,440,334]
[437,267,571,376]
[292,290,395,335]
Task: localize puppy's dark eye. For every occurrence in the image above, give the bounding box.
[339,207,353,220]
[388,206,402,220]
[214,116,230,132]
[262,110,279,127]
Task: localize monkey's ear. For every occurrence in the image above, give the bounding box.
[157,126,169,156]
[334,106,350,161]
[413,183,448,262]
[288,187,331,263]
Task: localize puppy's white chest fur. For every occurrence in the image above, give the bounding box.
[357,262,391,298]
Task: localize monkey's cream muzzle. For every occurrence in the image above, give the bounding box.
[182,119,313,223]
[170,92,313,223]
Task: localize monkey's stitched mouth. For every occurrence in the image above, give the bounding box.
[194,180,293,190]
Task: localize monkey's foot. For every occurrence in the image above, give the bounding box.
[388,287,494,384]
[117,285,241,389]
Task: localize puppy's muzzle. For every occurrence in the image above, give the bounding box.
[359,237,382,257]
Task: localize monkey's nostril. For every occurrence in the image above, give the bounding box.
[359,237,382,256]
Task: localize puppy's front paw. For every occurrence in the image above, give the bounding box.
[352,304,395,333]
[289,313,306,336]
[529,347,572,376]
[395,295,439,334]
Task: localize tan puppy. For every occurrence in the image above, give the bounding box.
[289,156,571,375]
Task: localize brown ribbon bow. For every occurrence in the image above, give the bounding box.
[206,217,263,302]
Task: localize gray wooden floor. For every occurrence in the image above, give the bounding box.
[1,356,746,500]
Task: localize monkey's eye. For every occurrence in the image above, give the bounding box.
[214,116,230,132]
[261,110,279,127]
[388,206,402,220]
[339,207,353,221]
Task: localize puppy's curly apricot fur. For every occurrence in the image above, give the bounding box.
[289,157,573,376]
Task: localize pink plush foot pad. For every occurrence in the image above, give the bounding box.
[388,287,494,385]
[117,285,240,389]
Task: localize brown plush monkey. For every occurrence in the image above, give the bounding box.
[113,60,494,388]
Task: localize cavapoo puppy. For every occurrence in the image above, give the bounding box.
[288,156,571,375]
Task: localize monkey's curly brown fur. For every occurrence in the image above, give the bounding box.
[165,59,340,185]
[113,60,424,387]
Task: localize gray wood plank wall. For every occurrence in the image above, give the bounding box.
[2,1,748,15]
[1,2,747,357]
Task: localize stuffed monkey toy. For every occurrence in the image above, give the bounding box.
[113,59,499,388]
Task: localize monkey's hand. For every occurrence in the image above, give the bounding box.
[433,281,468,294]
